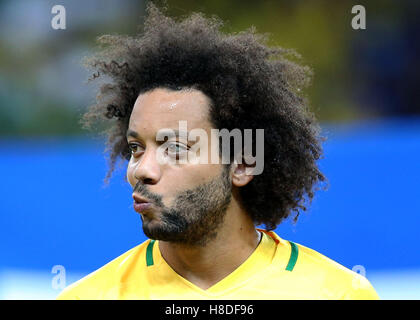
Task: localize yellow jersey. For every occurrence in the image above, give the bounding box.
[56,229,379,300]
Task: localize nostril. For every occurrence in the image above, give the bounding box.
[142,178,154,184]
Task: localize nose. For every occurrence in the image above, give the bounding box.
[133,148,161,185]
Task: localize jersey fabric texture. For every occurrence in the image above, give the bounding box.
[57,229,379,300]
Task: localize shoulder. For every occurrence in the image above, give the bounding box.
[56,240,151,300]
[267,231,379,299]
[292,241,379,299]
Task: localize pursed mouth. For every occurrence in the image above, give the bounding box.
[132,193,151,204]
[132,193,155,214]
[133,201,152,214]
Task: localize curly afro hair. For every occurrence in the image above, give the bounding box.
[81,3,327,230]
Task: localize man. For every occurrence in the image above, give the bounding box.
[57,4,378,299]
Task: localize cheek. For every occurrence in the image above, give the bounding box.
[126,159,137,187]
[176,163,222,187]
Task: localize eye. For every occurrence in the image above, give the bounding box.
[167,142,188,157]
[128,143,144,157]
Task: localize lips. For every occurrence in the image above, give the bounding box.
[132,193,152,213]
[134,202,152,213]
[132,193,150,204]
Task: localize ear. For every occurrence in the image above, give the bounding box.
[231,159,254,187]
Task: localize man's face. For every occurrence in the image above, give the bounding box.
[126,87,232,246]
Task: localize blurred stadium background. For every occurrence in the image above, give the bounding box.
[0,0,419,299]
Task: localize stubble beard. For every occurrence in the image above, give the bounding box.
[135,166,232,247]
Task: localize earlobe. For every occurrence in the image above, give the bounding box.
[231,161,254,187]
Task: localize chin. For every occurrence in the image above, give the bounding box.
[142,224,186,242]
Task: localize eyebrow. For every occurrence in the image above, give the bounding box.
[157,129,188,138]
[126,129,140,139]
[126,129,189,139]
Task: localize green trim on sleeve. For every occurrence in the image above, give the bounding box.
[146,240,156,267]
[285,241,298,271]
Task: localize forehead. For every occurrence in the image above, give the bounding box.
[128,87,212,136]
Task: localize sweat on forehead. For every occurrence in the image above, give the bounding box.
[128,87,213,134]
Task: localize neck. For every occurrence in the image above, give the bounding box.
[158,190,261,290]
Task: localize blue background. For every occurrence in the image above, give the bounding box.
[1,117,419,279]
